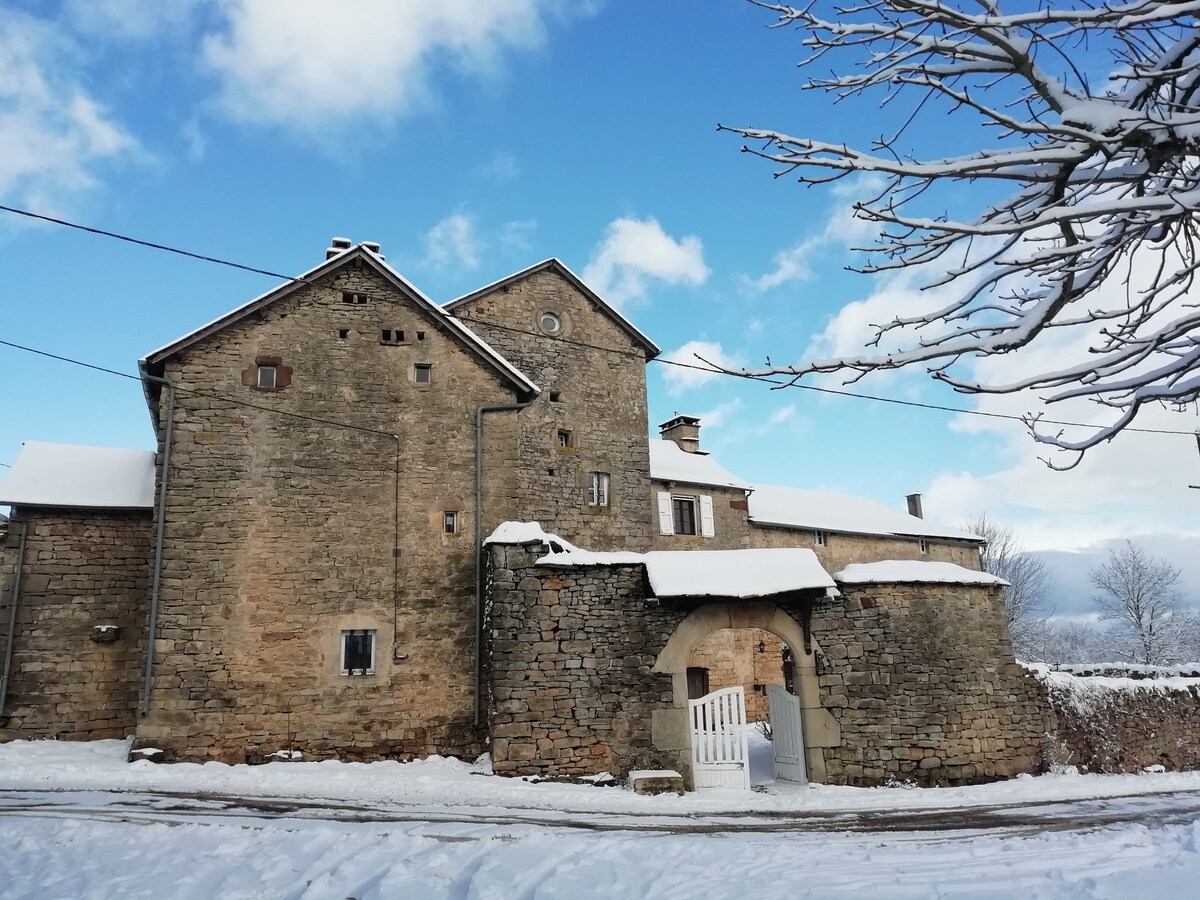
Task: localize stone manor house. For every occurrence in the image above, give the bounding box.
[0,239,1046,788]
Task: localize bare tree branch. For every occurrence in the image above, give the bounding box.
[723,0,1200,453]
[1089,540,1184,664]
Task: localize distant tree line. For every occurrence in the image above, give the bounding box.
[967,516,1191,666]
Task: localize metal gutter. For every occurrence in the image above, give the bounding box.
[139,374,176,717]
[0,520,29,717]
[473,401,534,727]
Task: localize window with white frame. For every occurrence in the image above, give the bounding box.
[256,365,277,389]
[587,472,610,507]
[443,511,458,534]
[340,629,376,675]
[656,491,716,537]
[814,530,829,547]
[919,539,929,554]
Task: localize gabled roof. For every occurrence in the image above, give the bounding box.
[444,258,661,360]
[648,440,752,491]
[0,441,155,509]
[749,482,982,543]
[139,245,538,415]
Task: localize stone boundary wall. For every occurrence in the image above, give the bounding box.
[815,583,1045,785]
[0,508,152,741]
[1032,666,1200,772]
[487,542,686,778]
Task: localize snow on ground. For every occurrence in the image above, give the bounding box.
[3,737,1200,818]
[4,739,1200,897]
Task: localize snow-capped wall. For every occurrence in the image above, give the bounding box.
[1029,665,1200,773]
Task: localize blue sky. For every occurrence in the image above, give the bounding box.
[0,0,1196,612]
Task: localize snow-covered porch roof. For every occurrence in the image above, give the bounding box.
[0,441,156,509]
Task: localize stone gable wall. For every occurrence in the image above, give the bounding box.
[135,260,524,762]
[0,508,151,740]
[450,270,654,552]
[752,525,982,572]
[817,583,1046,784]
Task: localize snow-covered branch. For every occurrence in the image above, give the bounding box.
[724,0,1200,452]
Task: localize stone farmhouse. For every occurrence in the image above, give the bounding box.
[0,239,1045,788]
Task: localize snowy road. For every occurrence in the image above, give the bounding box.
[4,788,1200,898]
[5,786,1200,836]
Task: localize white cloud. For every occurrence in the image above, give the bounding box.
[0,13,141,211]
[765,404,796,427]
[661,341,741,394]
[694,398,743,430]
[583,217,709,307]
[201,1,574,138]
[423,213,481,270]
[748,174,886,291]
[496,218,536,254]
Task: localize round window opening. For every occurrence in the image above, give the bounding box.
[540,311,562,335]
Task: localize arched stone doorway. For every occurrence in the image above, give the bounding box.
[652,601,840,785]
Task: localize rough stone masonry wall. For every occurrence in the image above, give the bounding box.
[487,543,685,778]
[0,508,151,740]
[1035,669,1200,773]
[450,269,655,552]
[753,525,982,573]
[136,259,523,762]
[815,582,1046,785]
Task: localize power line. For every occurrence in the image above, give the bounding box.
[0,203,1194,439]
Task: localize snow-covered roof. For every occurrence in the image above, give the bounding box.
[140,245,538,417]
[484,521,579,553]
[649,441,752,491]
[444,258,661,359]
[832,561,1006,586]
[749,483,980,542]
[0,441,156,509]
[642,548,836,599]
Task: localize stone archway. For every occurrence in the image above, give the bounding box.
[652,601,840,784]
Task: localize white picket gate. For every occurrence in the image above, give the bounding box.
[766,684,807,783]
[689,685,750,790]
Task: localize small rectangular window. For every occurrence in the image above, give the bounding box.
[549,391,562,403]
[587,472,610,507]
[672,496,697,535]
[416,331,426,341]
[443,511,458,534]
[342,291,368,305]
[338,329,349,339]
[557,429,573,449]
[414,364,432,384]
[919,539,929,554]
[814,530,828,547]
[257,366,277,389]
[381,329,392,342]
[340,629,375,675]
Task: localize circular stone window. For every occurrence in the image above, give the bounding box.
[539,311,563,335]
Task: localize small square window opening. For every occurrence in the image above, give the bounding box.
[256,365,277,389]
[587,472,610,507]
[381,329,392,342]
[416,331,426,341]
[340,629,375,675]
[338,329,349,339]
[556,429,573,449]
[443,511,458,534]
[549,391,562,402]
[413,364,432,384]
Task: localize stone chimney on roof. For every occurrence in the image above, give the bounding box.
[660,414,701,454]
[906,493,924,519]
[327,236,352,259]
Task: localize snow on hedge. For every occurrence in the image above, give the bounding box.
[1025,663,1200,716]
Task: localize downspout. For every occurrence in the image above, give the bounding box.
[140,374,176,717]
[474,401,534,727]
[0,520,29,718]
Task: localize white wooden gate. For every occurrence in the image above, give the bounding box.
[766,684,807,783]
[689,685,750,790]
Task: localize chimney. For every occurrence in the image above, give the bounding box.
[362,241,383,259]
[326,236,353,259]
[659,414,702,454]
[906,493,923,519]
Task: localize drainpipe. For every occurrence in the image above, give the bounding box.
[0,520,29,718]
[474,401,534,726]
[140,374,176,717]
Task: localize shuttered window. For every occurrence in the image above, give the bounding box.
[341,630,375,675]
